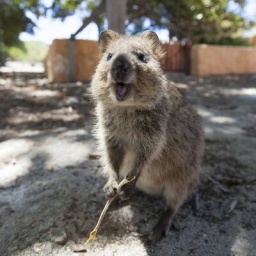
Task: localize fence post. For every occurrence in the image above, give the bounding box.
[68,38,76,82]
[184,39,192,75]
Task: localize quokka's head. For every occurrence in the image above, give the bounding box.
[91,30,166,108]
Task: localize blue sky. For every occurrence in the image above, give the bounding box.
[20,0,256,45]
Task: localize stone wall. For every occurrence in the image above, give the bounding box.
[191,44,256,76]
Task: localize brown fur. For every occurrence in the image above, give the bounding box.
[91,30,204,242]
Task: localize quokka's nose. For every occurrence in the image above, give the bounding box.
[111,55,131,81]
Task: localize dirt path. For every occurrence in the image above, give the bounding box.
[0,75,255,256]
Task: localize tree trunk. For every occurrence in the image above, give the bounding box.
[106,0,126,34]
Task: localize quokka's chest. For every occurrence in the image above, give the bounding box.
[107,119,142,142]
[104,113,161,143]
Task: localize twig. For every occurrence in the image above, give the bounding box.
[208,176,230,193]
[225,199,238,215]
[84,175,136,245]
[88,152,101,160]
[194,192,200,215]
[216,175,256,186]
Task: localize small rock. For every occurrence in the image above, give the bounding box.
[65,96,79,105]
[89,152,101,160]
[43,242,53,255]
[51,228,68,245]
[70,243,87,253]
[11,158,17,165]
[33,243,43,253]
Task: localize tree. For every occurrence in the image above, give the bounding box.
[0,0,254,57]
[125,0,253,44]
[0,0,41,64]
[63,0,254,44]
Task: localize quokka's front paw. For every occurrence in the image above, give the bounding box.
[119,181,136,201]
[103,180,118,198]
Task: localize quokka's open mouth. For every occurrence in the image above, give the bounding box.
[115,82,130,101]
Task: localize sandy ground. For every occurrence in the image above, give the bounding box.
[0,74,255,256]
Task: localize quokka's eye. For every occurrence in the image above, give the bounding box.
[107,53,112,61]
[137,53,147,63]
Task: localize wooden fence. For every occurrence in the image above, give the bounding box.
[161,40,192,74]
[191,44,256,76]
[45,39,98,82]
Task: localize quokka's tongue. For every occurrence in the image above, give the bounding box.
[116,83,128,100]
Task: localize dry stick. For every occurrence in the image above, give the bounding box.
[226,199,238,215]
[84,175,136,245]
[216,176,256,185]
[208,176,230,193]
[194,192,200,215]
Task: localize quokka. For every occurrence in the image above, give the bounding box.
[91,30,204,242]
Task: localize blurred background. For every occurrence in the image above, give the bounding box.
[0,2,256,255]
[0,0,256,76]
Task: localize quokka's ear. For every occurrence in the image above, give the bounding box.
[141,30,164,59]
[99,30,119,54]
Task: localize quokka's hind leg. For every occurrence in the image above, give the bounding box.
[152,185,187,243]
[152,206,178,243]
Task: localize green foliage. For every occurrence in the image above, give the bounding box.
[50,0,253,45]
[68,0,254,45]
[126,0,253,44]
[8,47,27,61]
[0,0,254,60]
[0,1,39,47]
[0,41,9,65]
[8,41,49,61]
[205,36,252,46]
[0,0,38,64]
